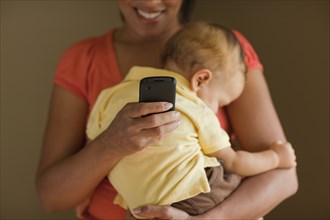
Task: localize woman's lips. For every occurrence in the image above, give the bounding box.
[136,8,163,19]
[134,7,166,24]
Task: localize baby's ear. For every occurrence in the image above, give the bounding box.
[190,68,212,92]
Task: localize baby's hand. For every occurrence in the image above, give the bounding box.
[270,141,297,168]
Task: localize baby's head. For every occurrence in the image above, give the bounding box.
[162,22,246,112]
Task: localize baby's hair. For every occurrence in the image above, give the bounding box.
[162,22,246,79]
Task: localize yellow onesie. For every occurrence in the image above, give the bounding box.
[86,66,231,214]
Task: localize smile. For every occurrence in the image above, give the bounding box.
[136,8,164,20]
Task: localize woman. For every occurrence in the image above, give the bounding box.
[35,0,298,219]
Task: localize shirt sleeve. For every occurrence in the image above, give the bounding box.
[232,30,264,72]
[53,38,97,100]
[197,107,231,155]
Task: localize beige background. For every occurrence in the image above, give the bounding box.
[1,0,329,219]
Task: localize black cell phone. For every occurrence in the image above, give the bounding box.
[139,76,176,111]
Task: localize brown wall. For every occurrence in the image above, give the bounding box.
[1,1,329,219]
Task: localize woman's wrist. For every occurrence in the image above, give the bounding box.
[87,135,124,169]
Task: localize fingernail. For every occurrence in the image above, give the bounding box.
[164,102,173,109]
[133,208,141,214]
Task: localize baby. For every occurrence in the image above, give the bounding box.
[87,22,296,217]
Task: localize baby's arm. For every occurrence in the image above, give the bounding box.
[209,141,296,177]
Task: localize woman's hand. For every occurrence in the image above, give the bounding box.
[75,102,181,216]
[94,102,181,158]
[36,85,181,212]
[125,205,191,220]
[75,197,91,220]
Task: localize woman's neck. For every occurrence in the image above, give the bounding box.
[112,23,182,76]
[115,24,182,46]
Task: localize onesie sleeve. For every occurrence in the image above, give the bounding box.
[86,88,108,140]
[232,30,264,72]
[197,107,231,155]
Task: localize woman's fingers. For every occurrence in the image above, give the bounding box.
[96,102,181,156]
[136,110,180,129]
[124,210,137,220]
[125,102,174,118]
[75,197,91,220]
[132,205,190,220]
[137,119,181,146]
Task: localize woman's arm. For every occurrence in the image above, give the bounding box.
[35,86,180,211]
[134,68,298,219]
[201,68,299,219]
[228,68,287,151]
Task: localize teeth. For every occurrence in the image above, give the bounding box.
[137,9,162,19]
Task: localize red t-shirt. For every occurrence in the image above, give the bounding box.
[54,29,263,220]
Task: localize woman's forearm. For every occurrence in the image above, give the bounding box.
[217,69,298,218]
[136,167,299,220]
[36,140,121,211]
[36,87,181,212]
[200,168,298,219]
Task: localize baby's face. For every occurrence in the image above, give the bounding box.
[196,71,245,113]
[216,72,245,107]
[197,52,246,113]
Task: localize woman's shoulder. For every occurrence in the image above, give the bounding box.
[53,30,116,103]
[231,29,264,72]
[60,30,114,62]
